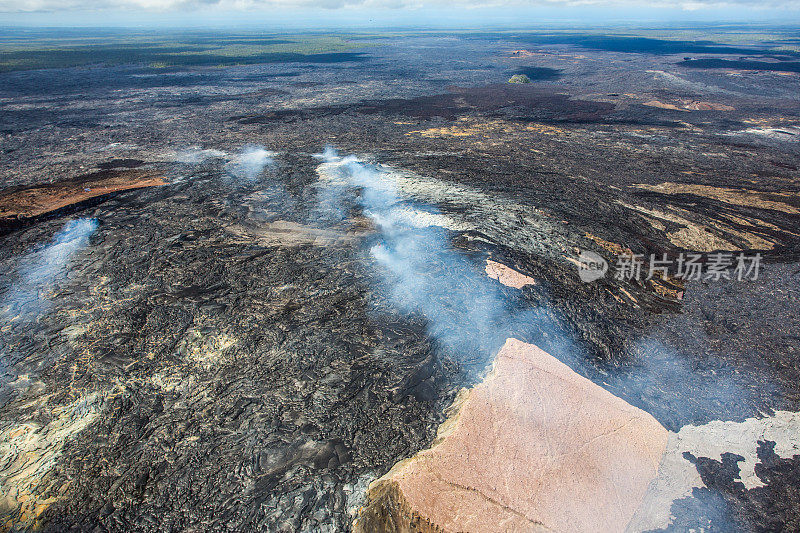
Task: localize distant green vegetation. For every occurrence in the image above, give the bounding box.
[2,26,797,73]
[388,26,800,55]
[0,32,368,73]
[496,27,799,48]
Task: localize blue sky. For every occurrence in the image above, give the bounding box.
[1,0,799,27]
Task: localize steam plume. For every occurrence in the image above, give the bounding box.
[227,145,276,180]
[316,148,565,371]
[1,218,98,321]
[174,146,227,164]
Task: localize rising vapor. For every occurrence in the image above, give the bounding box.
[316,148,567,371]
[227,146,276,180]
[1,218,98,321]
[173,146,227,164]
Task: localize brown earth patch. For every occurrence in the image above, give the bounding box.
[649,276,685,301]
[684,101,735,111]
[0,393,105,531]
[642,100,734,112]
[585,232,632,256]
[618,201,775,252]
[484,259,536,289]
[0,170,168,227]
[643,100,689,112]
[634,183,799,215]
[407,118,566,139]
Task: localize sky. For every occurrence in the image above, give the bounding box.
[0,0,799,27]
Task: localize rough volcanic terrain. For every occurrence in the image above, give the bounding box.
[0,27,799,532]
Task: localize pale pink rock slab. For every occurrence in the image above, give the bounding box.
[485,259,536,289]
[355,338,669,533]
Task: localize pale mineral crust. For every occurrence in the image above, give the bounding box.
[355,338,669,533]
[484,259,536,289]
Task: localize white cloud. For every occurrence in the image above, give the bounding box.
[0,0,797,14]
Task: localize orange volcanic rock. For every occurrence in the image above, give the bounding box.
[354,338,668,533]
[485,259,536,289]
[643,100,688,111]
[683,101,734,111]
[643,99,734,112]
[0,170,168,224]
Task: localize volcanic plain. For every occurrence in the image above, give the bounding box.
[1,26,799,532]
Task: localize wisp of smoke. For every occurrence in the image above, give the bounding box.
[317,148,566,371]
[227,146,276,180]
[608,338,764,430]
[174,146,227,164]
[315,149,751,417]
[1,218,98,321]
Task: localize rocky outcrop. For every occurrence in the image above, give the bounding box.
[354,338,669,533]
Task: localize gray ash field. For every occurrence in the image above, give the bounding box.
[1,26,799,532]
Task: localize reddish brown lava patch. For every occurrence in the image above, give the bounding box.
[0,170,168,226]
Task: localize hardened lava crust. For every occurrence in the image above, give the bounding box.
[0,28,798,532]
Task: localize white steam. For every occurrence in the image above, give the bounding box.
[1,218,98,321]
[315,149,755,414]
[226,146,276,180]
[313,148,784,533]
[173,145,276,180]
[173,146,227,164]
[316,148,564,370]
